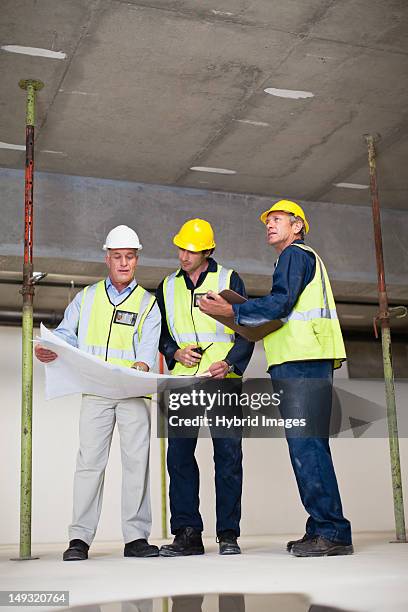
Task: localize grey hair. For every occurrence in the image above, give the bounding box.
[289,215,305,240]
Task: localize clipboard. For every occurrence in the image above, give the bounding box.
[206,289,283,342]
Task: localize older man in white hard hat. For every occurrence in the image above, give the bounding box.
[35,225,161,560]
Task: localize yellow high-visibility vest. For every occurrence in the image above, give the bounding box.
[163,265,240,377]
[263,244,346,369]
[78,280,155,368]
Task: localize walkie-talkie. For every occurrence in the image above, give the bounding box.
[193,343,213,358]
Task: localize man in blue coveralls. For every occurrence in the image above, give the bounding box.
[199,200,353,557]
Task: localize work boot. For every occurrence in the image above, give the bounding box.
[217,530,241,555]
[286,533,313,553]
[63,539,89,561]
[159,527,204,557]
[291,535,354,557]
[124,539,159,558]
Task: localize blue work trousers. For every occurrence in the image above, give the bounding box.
[269,359,352,545]
[167,434,242,536]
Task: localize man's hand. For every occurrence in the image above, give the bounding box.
[174,345,202,367]
[198,291,234,317]
[207,360,229,379]
[34,344,58,363]
[131,361,149,372]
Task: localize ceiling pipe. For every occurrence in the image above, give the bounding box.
[0,309,63,327]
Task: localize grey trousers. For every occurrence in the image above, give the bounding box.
[68,394,152,545]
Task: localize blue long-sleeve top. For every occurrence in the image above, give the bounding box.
[156,257,254,375]
[232,240,316,327]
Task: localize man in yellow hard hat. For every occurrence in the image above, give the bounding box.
[35,225,161,560]
[156,219,254,556]
[199,201,353,557]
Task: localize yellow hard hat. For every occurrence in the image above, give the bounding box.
[173,219,216,252]
[259,200,309,234]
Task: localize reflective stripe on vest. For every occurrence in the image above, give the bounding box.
[279,246,338,324]
[283,307,338,322]
[164,268,234,346]
[163,265,239,376]
[78,345,139,362]
[78,280,155,368]
[263,244,346,369]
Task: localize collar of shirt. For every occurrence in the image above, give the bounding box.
[274,239,305,268]
[105,277,137,300]
[176,257,218,290]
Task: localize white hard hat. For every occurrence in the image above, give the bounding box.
[103,225,143,251]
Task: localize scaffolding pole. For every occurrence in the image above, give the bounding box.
[365,134,406,543]
[17,78,44,560]
[159,353,168,539]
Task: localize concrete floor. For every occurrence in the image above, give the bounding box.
[1,533,407,612]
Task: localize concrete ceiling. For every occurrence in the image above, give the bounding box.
[1,0,408,209]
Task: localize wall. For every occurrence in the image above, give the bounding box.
[1,168,408,295]
[1,325,407,546]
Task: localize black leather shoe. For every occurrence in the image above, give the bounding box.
[291,535,354,557]
[124,539,159,558]
[217,530,241,555]
[286,533,313,552]
[159,527,204,557]
[63,539,89,561]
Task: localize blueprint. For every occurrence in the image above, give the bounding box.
[36,324,200,400]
